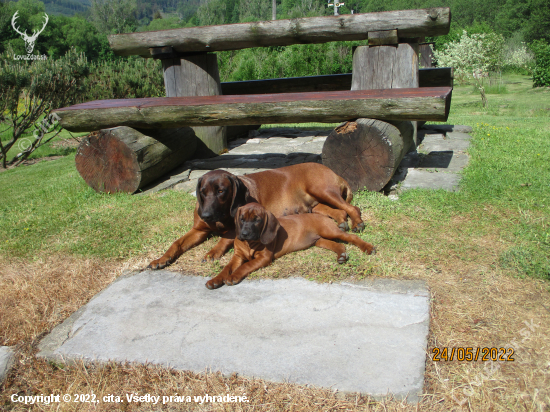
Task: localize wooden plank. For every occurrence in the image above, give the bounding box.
[54,87,452,132]
[219,68,453,95]
[108,8,451,57]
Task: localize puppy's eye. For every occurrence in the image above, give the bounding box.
[217,189,224,194]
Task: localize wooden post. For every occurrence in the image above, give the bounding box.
[161,50,227,155]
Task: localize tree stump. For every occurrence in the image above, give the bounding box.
[75,126,197,194]
[321,119,414,192]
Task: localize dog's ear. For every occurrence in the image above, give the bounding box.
[229,175,249,218]
[260,210,280,245]
[196,176,204,215]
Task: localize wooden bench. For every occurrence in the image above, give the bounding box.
[54,7,453,193]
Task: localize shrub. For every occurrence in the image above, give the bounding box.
[531,40,550,87]
[433,30,504,107]
[0,46,89,167]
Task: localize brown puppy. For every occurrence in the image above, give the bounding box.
[205,203,375,289]
[148,163,364,269]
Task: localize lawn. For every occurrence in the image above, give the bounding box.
[0,73,549,411]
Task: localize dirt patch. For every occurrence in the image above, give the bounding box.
[50,138,81,149]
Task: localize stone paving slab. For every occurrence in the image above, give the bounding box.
[38,271,430,402]
[139,126,472,196]
[399,169,462,192]
[0,346,15,383]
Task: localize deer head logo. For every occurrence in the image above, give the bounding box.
[11,11,49,54]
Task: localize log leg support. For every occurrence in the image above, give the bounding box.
[75,126,197,194]
[321,118,414,192]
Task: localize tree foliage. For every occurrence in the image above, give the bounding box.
[531,40,550,87]
[0,46,89,168]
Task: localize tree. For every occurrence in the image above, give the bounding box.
[433,30,504,107]
[196,0,227,26]
[89,0,137,34]
[0,46,89,168]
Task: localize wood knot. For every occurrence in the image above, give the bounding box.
[335,122,357,134]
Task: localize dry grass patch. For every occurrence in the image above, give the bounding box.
[1,246,550,411]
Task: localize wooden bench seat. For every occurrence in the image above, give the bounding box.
[55,87,452,133]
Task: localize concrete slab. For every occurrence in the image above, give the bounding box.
[0,346,15,383]
[419,134,471,153]
[38,271,430,402]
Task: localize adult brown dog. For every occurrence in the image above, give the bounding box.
[205,203,375,289]
[148,162,364,269]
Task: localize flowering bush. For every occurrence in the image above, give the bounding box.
[433,30,505,83]
[434,31,504,106]
[502,42,534,74]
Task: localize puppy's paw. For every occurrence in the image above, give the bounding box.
[352,222,365,233]
[366,246,376,255]
[338,221,349,232]
[337,252,349,264]
[147,257,172,270]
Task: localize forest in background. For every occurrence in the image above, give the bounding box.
[0,0,549,61]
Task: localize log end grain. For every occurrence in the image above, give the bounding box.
[76,130,141,194]
[322,118,410,192]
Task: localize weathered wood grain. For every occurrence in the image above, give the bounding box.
[108,8,451,57]
[75,126,197,193]
[162,52,226,155]
[54,87,452,132]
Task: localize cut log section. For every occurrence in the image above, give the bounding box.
[108,8,450,57]
[321,119,414,192]
[54,87,452,132]
[75,126,197,194]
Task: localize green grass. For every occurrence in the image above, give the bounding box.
[0,74,549,280]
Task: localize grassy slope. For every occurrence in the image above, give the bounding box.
[1,75,548,280]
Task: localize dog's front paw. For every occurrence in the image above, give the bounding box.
[205,276,225,289]
[202,249,225,263]
[223,274,245,286]
[147,257,172,270]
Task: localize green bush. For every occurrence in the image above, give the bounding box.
[531,40,550,87]
[83,57,165,100]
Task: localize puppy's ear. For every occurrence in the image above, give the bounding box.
[260,210,280,245]
[196,176,204,215]
[229,175,249,218]
[234,206,243,239]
